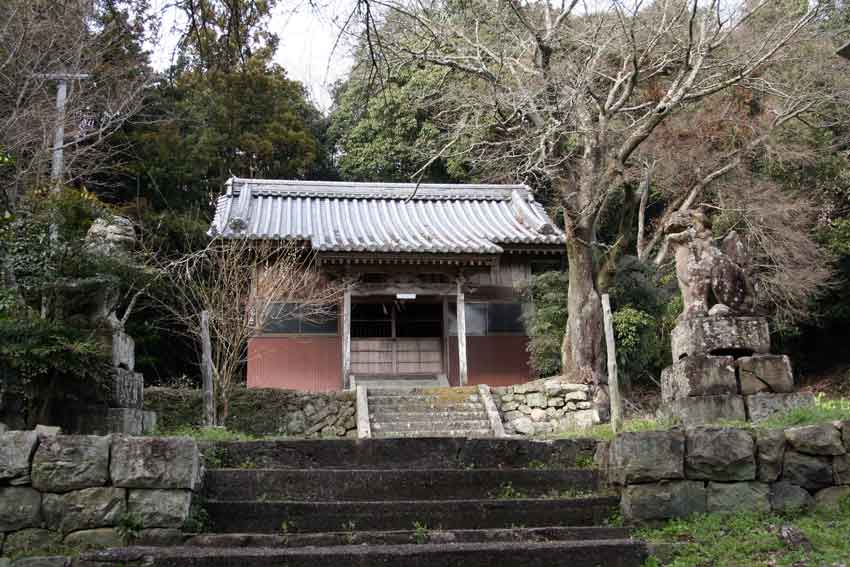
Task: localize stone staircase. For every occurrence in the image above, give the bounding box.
[368,386,498,438]
[79,438,647,567]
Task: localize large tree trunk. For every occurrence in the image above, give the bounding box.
[561,230,609,420]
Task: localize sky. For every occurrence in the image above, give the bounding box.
[149,0,358,112]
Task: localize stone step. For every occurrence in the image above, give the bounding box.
[78,539,647,567]
[203,496,620,533]
[371,420,492,431]
[372,428,495,438]
[369,407,487,419]
[370,412,490,423]
[200,438,598,469]
[184,526,634,547]
[368,387,479,396]
[367,401,485,412]
[204,468,601,501]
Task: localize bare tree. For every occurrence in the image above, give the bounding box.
[157,238,345,425]
[0,0,156,208]
[342,0,838,411]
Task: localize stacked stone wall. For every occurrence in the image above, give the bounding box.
[0,431,199,557]
[601,422,850,522]
[493,378,598,436]
[145,386,357,438]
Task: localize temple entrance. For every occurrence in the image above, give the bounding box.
[350,300,444,376]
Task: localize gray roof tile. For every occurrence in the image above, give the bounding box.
[211,178,565,254]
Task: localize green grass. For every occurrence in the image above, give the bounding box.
[638,495,850,567]
[756,395,850,429]
[545,395,850,441]
[156,425,260,442]
[546,417,672,441]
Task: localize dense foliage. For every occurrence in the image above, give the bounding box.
[520,260,678,386]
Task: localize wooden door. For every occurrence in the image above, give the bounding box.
[351,338,443,375]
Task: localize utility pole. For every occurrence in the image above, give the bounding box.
[36,73,90,189]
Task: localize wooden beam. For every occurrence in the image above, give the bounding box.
[601,294,623,434]
[457,279,468,386]
[342,287,352,389]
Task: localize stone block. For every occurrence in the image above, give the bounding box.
[133,528,186,546]
[813,486,850,512]
[609,431,684,485]
[563,391,587,402]
[785,424,845,456]
[34,425,61,437]
[745,392,815,423]
[770,481,814,514]
[671,316,770,360]
[556,409,599,431]
[128,490,191,528]
[31,435,110,492]
[666,395,746,426]
[0,423,6,434]
[621,481,706,522]
[0,487,42,531]
[661,355,737,402]
[685,427,756,481]
[525,393,546,408]
[782,451,834,492]
[43,487,125,534]
[108,369,144,409]
[11,556,69,567]
[737,355,794,395]
[63,527,123,549]
[835,454,850,485]
[110,436,199,490]
[0,431,38,483]
[2,529,60,556]
[511,416,534,435]
[707,481,770,514]
[755,429,786,482]
[75,408,145,436]
[142,411,157,435]
[843,421,850,451]
[529,408,546,422]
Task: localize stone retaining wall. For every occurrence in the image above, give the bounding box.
[144,387,357,438]
[601,421,850,522]
[493,378,598,436]
[0,431,199,557]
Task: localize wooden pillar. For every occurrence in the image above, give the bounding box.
[200,310,216,427]
[456,279,468,386]
[342,286,352,389]
[601,293,623,433]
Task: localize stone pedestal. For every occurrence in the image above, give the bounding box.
[661,315,811,426]
[671,316,770,361]
[108,369,144,409]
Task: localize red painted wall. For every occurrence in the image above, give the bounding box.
[247,336,342,392]
[448,336,531,387]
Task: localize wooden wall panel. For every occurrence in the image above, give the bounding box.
[448,336,531,387]
[248,336,342,392]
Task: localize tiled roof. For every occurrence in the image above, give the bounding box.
[210,178,565,254]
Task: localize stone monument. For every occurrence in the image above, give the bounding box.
[659,209,813,425]
[75,216,156,435]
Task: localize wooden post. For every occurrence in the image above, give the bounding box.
[200,310,216,427]
[456,279,468,386]
[601,294,623,434]
[342,286,352,389]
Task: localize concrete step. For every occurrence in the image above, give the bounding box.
[372,428,495,438]
[200,438,598,469]
[183,526,634,548]
[370,409,489,419]
[367,401,485,412]
[203,496,620,533]
[204,468,601,501]
[371,420,492,431]
[78,539,647,567]
[369,386,479,396]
